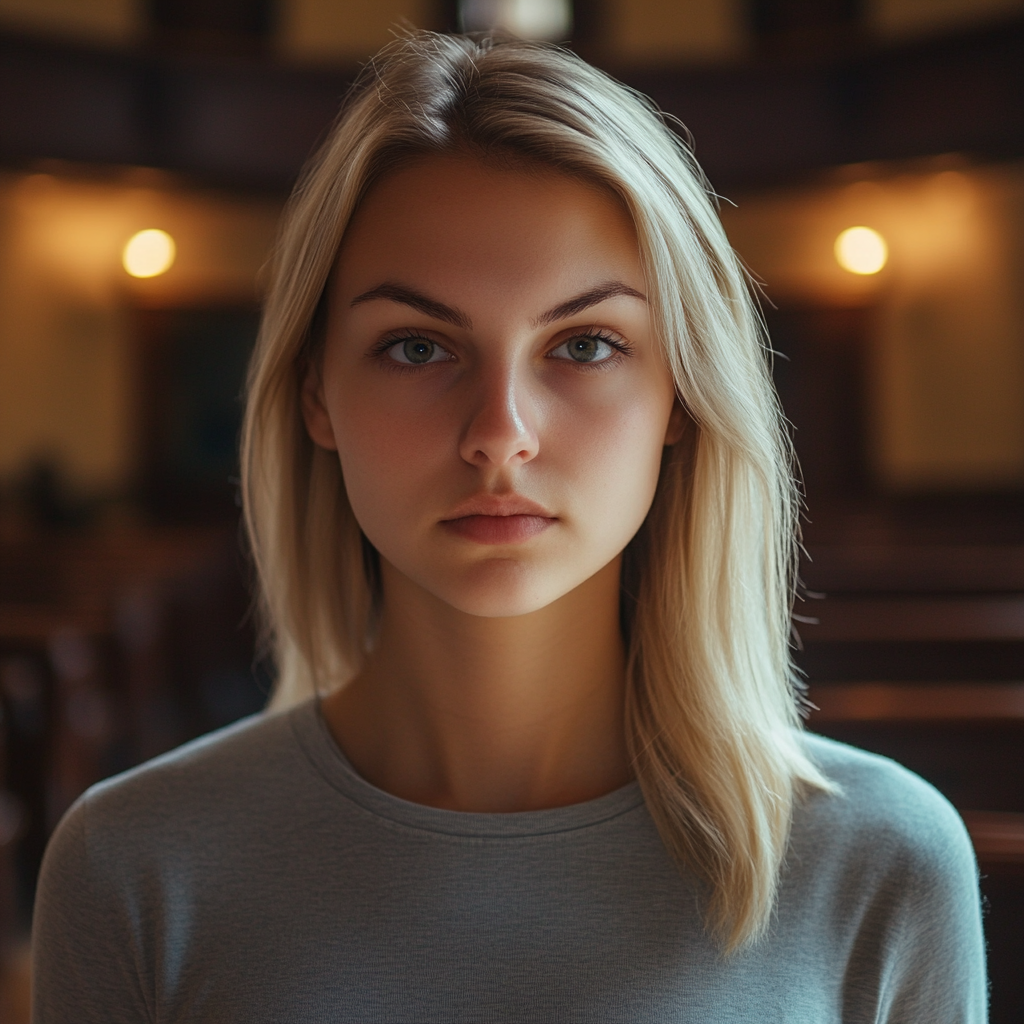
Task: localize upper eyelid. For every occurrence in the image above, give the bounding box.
[371,328,454,356]
[555,322,628,341]
[548,326,632,353]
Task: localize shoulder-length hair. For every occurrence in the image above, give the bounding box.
[242,30,831,951]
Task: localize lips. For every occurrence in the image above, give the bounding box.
[440,494,556,545]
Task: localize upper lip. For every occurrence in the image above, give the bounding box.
[442,494,555,520]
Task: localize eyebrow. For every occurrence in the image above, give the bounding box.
[349,279,647,331]
[533,282,647,326]
[350,283,472,330]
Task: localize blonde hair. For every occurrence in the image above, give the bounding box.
[242,31,832,951]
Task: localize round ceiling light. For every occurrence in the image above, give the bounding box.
[123,228,176,278]
[835,226,888,275]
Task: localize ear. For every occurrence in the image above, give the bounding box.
[663,398,689,446]
[300,363,339,451]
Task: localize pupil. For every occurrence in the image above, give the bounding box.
[570,337,598,362]
[404,339,433,364]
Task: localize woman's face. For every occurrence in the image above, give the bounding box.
[303,154,682,618]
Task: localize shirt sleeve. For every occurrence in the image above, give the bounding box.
[32,795,153,1024]
[883,808,988,1024]
[841,792,989,1024]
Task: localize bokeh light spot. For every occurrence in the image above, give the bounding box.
[835,226,888,275]
[123,229,176,278]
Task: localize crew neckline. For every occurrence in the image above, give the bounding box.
[288,697,646,839]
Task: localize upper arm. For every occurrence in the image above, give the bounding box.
[838,791,989,1024]
[883,809,987,1024]
[32,795,153,1024]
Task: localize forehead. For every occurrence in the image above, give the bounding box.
[332,154,642,306]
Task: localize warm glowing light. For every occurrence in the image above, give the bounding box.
[122,229,176,278]
[460,0,571,39]
[835,226,888,275]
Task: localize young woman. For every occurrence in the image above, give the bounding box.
[34,31,985,1023]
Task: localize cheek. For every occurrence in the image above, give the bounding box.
[330,384,450,519]
[555,379,671,508]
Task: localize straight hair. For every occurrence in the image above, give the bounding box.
[241,30,833,951]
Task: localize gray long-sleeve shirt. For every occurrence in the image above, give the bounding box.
[33,699,987,1022]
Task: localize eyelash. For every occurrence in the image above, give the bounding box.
[552,328,633,368]
[369,327,634,369]
[369,329,447,371]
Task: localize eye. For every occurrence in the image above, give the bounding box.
[386,336,451,365]
[549,332,622,364]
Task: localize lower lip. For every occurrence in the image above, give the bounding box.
[441,515,554,545]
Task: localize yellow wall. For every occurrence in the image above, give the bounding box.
[867,0,1024,39]
[604,0,747,64]
[0,0,141,44]
[278,0,749,66]
[278,0,436,65]
[722,164,1024,491]
[0,172,280,497]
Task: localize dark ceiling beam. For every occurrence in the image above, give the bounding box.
[629,18,1024,188]
[0,33,351,189]
[0,18,1022,192]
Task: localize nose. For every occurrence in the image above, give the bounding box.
[458,362,539,468]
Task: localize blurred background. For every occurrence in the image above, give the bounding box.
[0,0,1021,1019]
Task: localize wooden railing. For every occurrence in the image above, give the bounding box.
[807,681,1024,870]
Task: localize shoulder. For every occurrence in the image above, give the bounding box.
[792,733,977,894]
[49,704,316,867]
[33,706,324,1023]
[784,737,987,1020]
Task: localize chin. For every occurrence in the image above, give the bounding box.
[429,560,576,619]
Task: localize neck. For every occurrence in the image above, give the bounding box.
[321,557,631,812]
